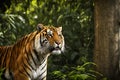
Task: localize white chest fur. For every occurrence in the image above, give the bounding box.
[32,59,47,79]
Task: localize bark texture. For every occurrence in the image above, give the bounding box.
[94,0,120,80]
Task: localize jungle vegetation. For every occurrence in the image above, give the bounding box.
[0,0,112,80]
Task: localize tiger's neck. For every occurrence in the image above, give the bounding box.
[32,53,50,80]
[14,31,50,79]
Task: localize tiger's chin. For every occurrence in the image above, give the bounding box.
[51,49,62,54]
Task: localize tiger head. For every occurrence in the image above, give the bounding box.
[34,24,65,55]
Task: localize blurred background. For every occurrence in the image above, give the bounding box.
[0,0,97,80]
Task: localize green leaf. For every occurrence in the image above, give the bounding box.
[69,74,90,80]
[79,74,90,80]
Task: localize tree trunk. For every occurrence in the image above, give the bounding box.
[94,0,120,80]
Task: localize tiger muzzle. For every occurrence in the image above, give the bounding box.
[49,45,61,52]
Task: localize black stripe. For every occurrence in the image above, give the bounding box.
[0,48,3,58]
[40,33,43,46]
[41,76,46,80]
[26,53,35,70]
[30,52,37,66]
[41,63,47,70]
[39,61,47,79]
[38,59,47,79]
[41,56,45,64]
[42,56,44,60]
[25,47,36,70]
[33,49,40,61]
[28,53,36,70]
[32,35,40,62]
[39,68,46,78]
[27,59,35,70]
[0,49,4,66]
[9,48,13,71]
[23,65,31,78]
[18,69,28,78]
[23,59,32,72]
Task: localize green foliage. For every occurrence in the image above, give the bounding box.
[0,0,101,80]
[0,68,4,80]
[0,14,33,45]
[50,62,107,80]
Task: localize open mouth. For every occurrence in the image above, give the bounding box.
[49,46,61,52]
[54,47,61,50]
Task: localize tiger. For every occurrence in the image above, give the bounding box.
[0,24,65,80]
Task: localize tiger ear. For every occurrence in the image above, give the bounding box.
[58,27,62,32]
[37,24,44,31]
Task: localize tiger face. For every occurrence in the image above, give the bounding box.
[34,24,65,55]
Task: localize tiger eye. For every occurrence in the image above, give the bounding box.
[47,29,53,37]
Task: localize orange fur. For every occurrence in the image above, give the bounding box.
[0,24,64,80]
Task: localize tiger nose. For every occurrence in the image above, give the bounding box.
[55,41,61,45]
